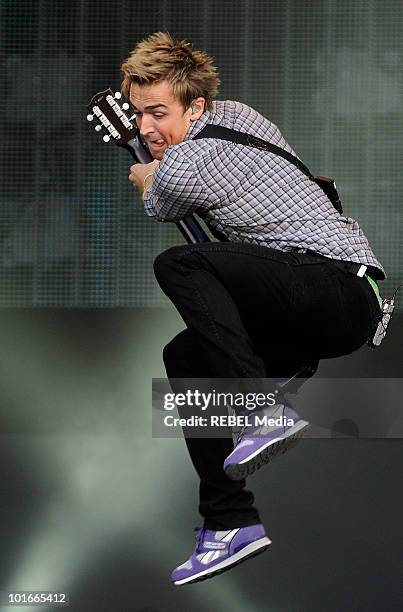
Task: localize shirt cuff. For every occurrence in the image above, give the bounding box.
[143,189,158,219]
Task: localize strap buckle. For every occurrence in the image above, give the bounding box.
[246,134,268,150]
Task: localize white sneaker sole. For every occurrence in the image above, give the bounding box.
[173,536,272,585]
[225,419,310,481]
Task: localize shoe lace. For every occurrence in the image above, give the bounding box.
[236,427,246,444]
[236,403,286,443]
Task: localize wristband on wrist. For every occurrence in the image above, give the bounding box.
[142,172,155,195]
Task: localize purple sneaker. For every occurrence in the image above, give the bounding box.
[171,524,271,586]
[224,404,310,481]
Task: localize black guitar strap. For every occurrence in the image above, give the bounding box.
[194,124,343,214]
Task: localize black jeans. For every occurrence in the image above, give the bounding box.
[154,242,381,529]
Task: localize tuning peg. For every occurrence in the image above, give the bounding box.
[87,113,94,121]
[122,102,130,110]
[114,91,122,99]
[103,134,111,142]
[94,124,102,132]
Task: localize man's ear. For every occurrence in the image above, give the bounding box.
[189,97,206,120]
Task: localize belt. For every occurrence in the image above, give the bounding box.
[323,258,368,277]
[303,249,375,278]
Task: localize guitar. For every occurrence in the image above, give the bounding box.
[86,88,211,244]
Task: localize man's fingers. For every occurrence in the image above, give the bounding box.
[128,160,160,192]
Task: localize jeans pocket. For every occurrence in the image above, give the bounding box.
[290,266,361,357]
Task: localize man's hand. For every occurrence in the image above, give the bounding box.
[128,159,160,200]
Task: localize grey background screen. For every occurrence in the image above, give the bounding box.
[1,0,402,306]
[1,3,403,611]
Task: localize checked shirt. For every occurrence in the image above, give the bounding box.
[143,100,385,277]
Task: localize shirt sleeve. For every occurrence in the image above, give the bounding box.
[143,145,214,222]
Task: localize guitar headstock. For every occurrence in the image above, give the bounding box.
[86,88,153,163]
[86,88,136,144]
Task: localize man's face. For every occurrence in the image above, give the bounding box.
[129,81,204,160]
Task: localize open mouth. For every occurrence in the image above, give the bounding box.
[149,139,165,148]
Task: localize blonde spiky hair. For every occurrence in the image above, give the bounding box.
[121,31,220,112]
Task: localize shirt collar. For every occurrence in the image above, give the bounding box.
[184,108,213,140]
